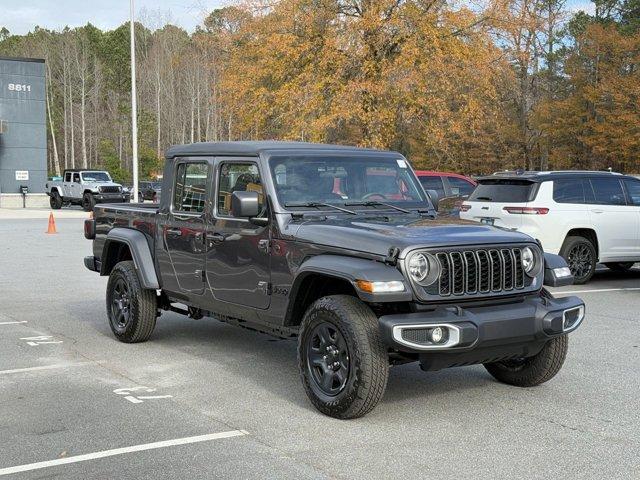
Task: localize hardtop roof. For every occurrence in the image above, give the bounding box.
[165,141,396,159]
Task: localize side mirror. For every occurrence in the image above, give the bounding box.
[231,190,260,218]
[426,189,440,212]
[543,253,574,287]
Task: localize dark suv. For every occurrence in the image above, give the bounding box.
[84,142,585,419]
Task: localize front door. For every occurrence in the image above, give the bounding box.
[163,160,209,294]
[206,159,271,309]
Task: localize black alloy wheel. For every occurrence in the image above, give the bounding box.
[567,243,594,281]
[306,322,350,396]
[110,277,131,333]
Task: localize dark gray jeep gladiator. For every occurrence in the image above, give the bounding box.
[84,141,585,419]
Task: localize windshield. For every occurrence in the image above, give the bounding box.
[269,155,428,209]
[81,171,112,183]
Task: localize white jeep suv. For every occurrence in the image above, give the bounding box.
[460,171,640,283]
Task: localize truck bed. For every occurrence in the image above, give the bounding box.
[93,203,160,259]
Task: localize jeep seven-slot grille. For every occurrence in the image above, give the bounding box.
[435,248,525,297]
[100,186,121,193]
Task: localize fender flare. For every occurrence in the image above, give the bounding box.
[101,228,160,289]
[49,186,62,196]
[291,254,412,304]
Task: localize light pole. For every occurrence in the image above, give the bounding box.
[130,0,139,203]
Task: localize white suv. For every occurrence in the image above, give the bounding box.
[460,171,640,283]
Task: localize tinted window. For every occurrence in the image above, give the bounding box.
[553,179,585,203]
[589,178,626,205]
[447,177,475,196]
[173,163,208,213]
[624,179,640,206]
[418,176,445,198]
[72,173,80,183]
[217,163,263,216]
[64,172,72,182]
[468,179,536,202]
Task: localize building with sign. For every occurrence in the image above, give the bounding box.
[0,56,48,207]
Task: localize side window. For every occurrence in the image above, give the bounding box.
[589,178,626,206]
[173,162,208,213]
[64,172,72,182]
[418,176,445,198]
[624,179,640,206]
[447,177,475,196]
[553,179,585,204]
[72,173,80,183]
[217,163,263,216]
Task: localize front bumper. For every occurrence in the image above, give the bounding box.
[378,294,584,370]
[94,193,130,203]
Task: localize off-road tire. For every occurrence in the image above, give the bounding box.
[298,295,389,419]
[484,335,569,387]
[82,192,96,212]
[50,191,63,209]
[604,262,635,272]
[560,236,597,284]
[106,261,157,343]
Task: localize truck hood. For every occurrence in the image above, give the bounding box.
[289,213,534,258]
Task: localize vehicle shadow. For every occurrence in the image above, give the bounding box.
[147,314,498,410]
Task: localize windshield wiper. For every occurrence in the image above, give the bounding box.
[345,201,411,214]
[284,201,357,215]
[476,196,492,201]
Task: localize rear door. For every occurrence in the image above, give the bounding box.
[163,160,209,294]
[462,179,538,229]
[588,177,638,259]
[623,178,640,255]
[62,171,73,197]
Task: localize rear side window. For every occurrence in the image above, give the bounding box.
[623,179,640,206]
[589,178,626,205]
[553,179,586,203]
[418,176,445,198]
[468,179,537,202]
[173,162,208,213]
[446,177,475,196]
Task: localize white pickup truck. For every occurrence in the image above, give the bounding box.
[45,169,130,211]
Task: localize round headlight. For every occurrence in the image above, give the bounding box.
[408,253,429,282]
[522,246,536,275]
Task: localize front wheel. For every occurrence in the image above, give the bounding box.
[82,192,96,212]
[106,261,157,343]
[297,295,389,419]
[50,191,63,209]
[484,335,568,387]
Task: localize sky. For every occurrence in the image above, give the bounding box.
[2,0,596,36]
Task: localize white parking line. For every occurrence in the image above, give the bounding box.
[0,362,94,376]
[0,430,248,476]
[0,321,27,325]
[555,287,640,295]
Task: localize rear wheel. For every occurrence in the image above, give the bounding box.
[560,236,597,284]
[298,295,389,419]
[106,261,157,343]
[484,335,568,387]
[604,262,635,272]
[82,192,96,212]
[50,191,63,209]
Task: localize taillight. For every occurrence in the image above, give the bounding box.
[460,204,471,212]
[84,218,96,239]
[503,207,549,215]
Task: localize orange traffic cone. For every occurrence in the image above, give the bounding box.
[46,212,57,234]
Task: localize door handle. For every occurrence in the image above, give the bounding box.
[208,233,226,243]
[166,228,182,236]
[591,209,604,214]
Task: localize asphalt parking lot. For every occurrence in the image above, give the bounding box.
[1,211,639,479]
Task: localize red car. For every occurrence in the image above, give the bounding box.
[414,171,477,199]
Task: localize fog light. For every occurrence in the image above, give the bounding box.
[429,326,449,344]
[562,305,585,331]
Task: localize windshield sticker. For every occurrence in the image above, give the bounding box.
[396,159,407,168]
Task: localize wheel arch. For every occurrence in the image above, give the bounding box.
[283,254,412,326]
[100,228,159,289]
[563,228,599,259]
